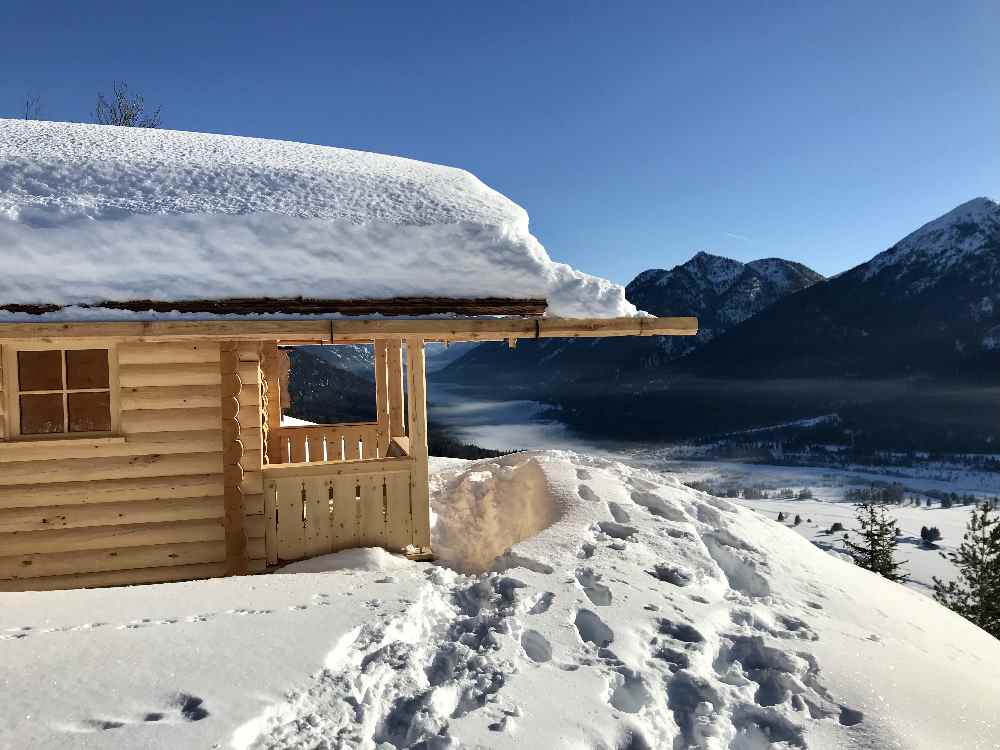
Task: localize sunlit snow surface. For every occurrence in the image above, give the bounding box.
[2,451,998,750]
[0,119,635,318]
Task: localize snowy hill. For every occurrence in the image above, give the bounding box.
[2,451,996,749]
[436,252,821,387]
[688,197,1000,378]
[0,119,633,318]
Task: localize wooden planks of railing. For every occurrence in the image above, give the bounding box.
[262,456,415,565]
[267,423,381,464]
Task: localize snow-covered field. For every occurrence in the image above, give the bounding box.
[2,451,998,750]
[636,455,1000,595]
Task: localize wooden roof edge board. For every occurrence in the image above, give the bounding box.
[0,297,548,318]
[0,317,698,342]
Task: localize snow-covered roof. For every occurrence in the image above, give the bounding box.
[0,119,636,320]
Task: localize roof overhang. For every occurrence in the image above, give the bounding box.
[0,316,698,344]
[0,297,548,318]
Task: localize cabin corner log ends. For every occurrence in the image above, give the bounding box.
[220,342,249,575]
[0,315,697,591]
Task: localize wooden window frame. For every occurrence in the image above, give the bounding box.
[1,342,120,441]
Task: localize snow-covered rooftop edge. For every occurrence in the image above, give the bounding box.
[0,119,637,320]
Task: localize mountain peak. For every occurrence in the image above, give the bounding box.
[864,197,1000,283]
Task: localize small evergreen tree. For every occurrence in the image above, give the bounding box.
[777,512,786,522]
[830,522,844,533]
[920,526,942,546]
[844,503,908,582]
[933,503,1000,639]
[793,514,802,526]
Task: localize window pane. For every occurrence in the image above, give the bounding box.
[66,349,110,389]
[17,350,63,392]
[68,392,112,433]
[20,394,65,434]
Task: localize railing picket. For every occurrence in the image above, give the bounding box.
[359,473,386,547]
[385,471,413,550]
[332,475,360,550]
[265,480,279,565]
[276,479,306,561]
[304,477,332,556]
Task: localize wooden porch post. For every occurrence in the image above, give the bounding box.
[387,338,405,439]
[220,341,249,575]
[405,336,431,550]
[374,339,391,456]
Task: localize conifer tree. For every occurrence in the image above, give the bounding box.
[844,502,908,582]
[933,503,1000,639]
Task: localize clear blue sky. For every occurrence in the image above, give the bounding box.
[3,1,998,283]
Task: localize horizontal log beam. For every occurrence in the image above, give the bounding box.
[0,316,697,343]
[262,456,414,481]
[0,561,230,592]
[0,540,229,580]
[0,495,224,533]
[0,475,223,510]
[0,517,225,557]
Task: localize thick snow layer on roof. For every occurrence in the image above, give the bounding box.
[0,119,636,318]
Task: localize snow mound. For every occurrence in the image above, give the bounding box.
[430,455,567,573]
[277,547,415,574]
[0,119,635,318]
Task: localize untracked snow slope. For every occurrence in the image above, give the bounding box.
[1,452,997,750]
[0,119,634,318]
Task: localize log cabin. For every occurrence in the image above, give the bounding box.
[0,120,697,590]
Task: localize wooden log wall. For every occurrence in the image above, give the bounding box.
[0,344,6,440]
[0,341,265,591]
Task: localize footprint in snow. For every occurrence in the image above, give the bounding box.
[714,634,864,735]
[574,608,615,647]
[527,591,555,615]
[646,564,693,587]
[609,667,652,714]
[578,484,600,503]
[595,520,638,540]
[607,502,631,523]
[521,629,553,663]
[575,567,613,606]
[576,468,592,481]
[68,693,209,733]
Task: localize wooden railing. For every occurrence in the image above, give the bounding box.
[262,456,415,565]
[267,423,381,464]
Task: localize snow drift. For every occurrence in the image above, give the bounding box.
[0,119,635,319]
[1,451,997,750]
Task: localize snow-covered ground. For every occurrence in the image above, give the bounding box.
[3,452,998,749]
[0,119,634,318]
[626,454,1000,596]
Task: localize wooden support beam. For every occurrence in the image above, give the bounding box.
[260,343,283,428]
[387,338,405,438]
[406,337,431,550]
[0,316,698,344]
[374,339,391,457]
[0,320,332,342]
[219,342,248,575]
